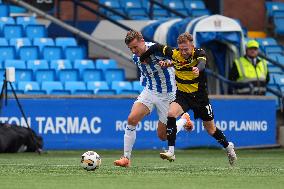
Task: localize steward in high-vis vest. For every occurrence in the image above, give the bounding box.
[229,40,270,95]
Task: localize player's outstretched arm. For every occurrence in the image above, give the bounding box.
[140,43,165,62]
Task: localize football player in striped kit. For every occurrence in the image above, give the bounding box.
[114,30,193,167]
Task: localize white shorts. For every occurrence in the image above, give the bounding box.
[135,88,176,125]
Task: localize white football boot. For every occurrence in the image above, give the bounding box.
[160,150,176,162]
[226,142,237,166]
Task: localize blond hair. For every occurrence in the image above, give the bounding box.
[125,30,143,45]
[177,32,193,44]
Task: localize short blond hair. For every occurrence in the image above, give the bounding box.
[125,30,143,45]
[177,32,193,44]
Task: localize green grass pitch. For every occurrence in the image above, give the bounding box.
[0,149,284,189]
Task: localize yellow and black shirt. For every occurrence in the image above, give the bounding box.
[140,44,208,95]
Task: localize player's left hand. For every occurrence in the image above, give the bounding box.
[192,67,199,76]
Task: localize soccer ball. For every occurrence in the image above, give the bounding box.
[81,151,101,171]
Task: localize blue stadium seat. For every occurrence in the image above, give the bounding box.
[9,38,31,49]
[265,2,284,18]
[96,89,116,95]
[41,81,64,94]
[264,46,283,55]
[111,81,132,94]
[152,9,169,19]
[101,0,121,8]
[0,46,16,62]
[274,74,284,86]
[105,68,125,84]
[191,9,210,17]
[3,24,24,39]
[16,17,37,27]
[0,38,8,46]
[50,59,72,72]
[0,4,9,17]
[256,37,278,47]
[96,59,117,72]
[4,60,26,69]
[74,59,95,74]
[184,0,206,10]
[50,89,72,95]
[58,69,79,82]
[18,46,40,61]
[33,38,55,52]
[42,46,63,61]
[127,9,149,20]
[65,81,86,94]
[268,66,283,74]
[55,37,77,49]
[64,46,86,61]
[73,89,94,95]
[25,25,47,39]
[0,17,15,30]
[9,5,27,14]
[82,69,104,81]
[87,81,109,93]
[15,69,33,81]
[132,80,144,93]
[35,69,56,83]
[120,89,140,95]
[273,17,284,35]
[25,90,47,95]
[277,55,284,66]
[26,60,49,71]
[18,81,40,92]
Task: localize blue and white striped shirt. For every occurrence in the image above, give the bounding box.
[132,42,176,94]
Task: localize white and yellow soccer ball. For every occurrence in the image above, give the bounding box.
[81,151,101,171]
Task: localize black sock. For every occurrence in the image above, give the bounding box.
[212,128,229,148]
[166,117,177,146]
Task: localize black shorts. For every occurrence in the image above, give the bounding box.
[174,90,214,121]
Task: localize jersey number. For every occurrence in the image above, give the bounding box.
[205,104,213,117]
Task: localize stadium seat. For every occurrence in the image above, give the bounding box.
[18,46,40,61]
[41,81,64,94]
[132,80,144,93]
[74,59,95,73]
[64,81,86,94]
[73,89,94,95]
[111,81,132,94]
[0,17,15,30]
[64,46,86,61]
[58,69,79,82]
[50,89,72,95]
[265,1,284,18]
[35,69,56,83]
[25,90,47,95]
[103,68,125,84]
[120,89,140,95]
[191,9,210,17]
[0,46,16,62]
[268,66,283,74]
[25,25,47,39]
[15,69,33,81]
[264,46,283,55]
[3,24,24,39]
[95,89,116,95]
[274,74,284,86]
[42,46,63,61]
[18,81,40,92]
[273,17,284,35]
[82,69,104,81]
[87,81,109,93]
[184,0,206,10]
[277,55,284,66]
[9,38,31,49]
[50,59,72,72]
[4,60,26,69]
[96,59,117,72]
[26,60,49,71]
[16,17,37,27]
[33,38,55,52]
[0,38,8,46]
[0,4,9,17]
[55,37,77,49]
